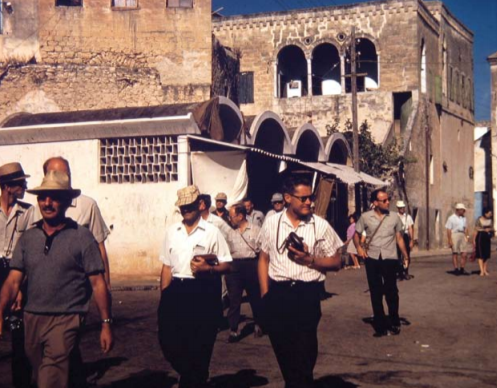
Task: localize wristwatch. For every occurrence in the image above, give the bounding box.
[102,318,113,325]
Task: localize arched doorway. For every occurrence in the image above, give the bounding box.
[312,43,341,96]
[248,113,292,211]
[345,38,378,92]
[277,45,308,98]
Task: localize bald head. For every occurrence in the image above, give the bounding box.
[43,157,71,178]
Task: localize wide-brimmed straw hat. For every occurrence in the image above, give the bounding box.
[0,162,30,184]
[455,203,466,210]
[27,171,81,199]
[175,185,200,207]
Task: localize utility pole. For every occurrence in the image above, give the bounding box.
[350,26,360,173]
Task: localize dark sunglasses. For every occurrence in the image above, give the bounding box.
[377,197,391,204]
[290,194,315,203]
[180,203,198,213]
[273,201,284,205]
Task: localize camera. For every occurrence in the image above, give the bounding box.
[286,232,304,260]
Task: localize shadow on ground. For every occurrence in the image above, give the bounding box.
[210,369,269,387]
[100,369,177,388]
[314,375,359,388]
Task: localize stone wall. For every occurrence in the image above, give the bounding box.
[0,64,210,124]
[0,0,212,121]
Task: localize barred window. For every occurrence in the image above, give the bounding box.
[56,0,83,6]
[100,136,178,184]
[112,0,138,7]
[167,0,193,8]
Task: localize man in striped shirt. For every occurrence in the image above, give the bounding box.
[258,175,342,388]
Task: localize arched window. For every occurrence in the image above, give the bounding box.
[311,43,341,96]
[277,45,308,98]
[421,41,427,94]
[345,38,378,93]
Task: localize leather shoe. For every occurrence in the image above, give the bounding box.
[373,329,388,337]
[389,325,401,335]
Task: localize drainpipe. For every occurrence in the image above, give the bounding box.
[424,102,430,250]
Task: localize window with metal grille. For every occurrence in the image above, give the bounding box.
[100,136,178,184]
[56,0,83,6]
[238,72,254,104]
[112,0,138,7]
[167,0,193,8]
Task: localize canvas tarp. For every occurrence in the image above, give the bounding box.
[191,150,248,205]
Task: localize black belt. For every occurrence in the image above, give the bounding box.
[172,277,195,283]
[270,279,322,288]
[233,257,256,261]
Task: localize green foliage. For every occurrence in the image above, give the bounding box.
[331,118,408,180]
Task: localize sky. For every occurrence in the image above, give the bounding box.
[212,0,497,122]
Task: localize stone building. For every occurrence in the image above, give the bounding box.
[0,0,213,124]
[213,0,475,249]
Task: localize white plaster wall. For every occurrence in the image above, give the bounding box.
[0,140,180,275]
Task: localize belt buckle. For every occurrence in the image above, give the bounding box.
[290,281,297,287]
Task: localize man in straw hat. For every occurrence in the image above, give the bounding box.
[445,203,470,275]
[0,162,35,388]
[396,200,414,280]
[0,171,113,388]
[158,185,232,388]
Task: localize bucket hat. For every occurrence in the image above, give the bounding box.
[176,185,200,207]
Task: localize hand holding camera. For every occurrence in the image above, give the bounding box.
[286,232,312,266]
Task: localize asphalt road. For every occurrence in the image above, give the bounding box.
[1,255,496,388]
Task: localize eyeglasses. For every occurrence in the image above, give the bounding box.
[290,194,315,203]
[273,201,284,205]
[377,198,391,204]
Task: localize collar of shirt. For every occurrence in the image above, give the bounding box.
[176,217,207,235]
[1,202,27,224]
[281,210,315,229]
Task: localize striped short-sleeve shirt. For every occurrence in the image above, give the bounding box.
[259,211,343,282]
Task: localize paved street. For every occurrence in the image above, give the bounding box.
[1,254,496,388]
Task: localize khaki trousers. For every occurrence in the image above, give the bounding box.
[24,312,81,388]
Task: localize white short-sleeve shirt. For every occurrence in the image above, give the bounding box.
[259,211,342,282]
[159,218,232,279]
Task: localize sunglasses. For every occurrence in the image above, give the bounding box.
[180,203,198,213]
[377,197,391,204]
[273,201,284,205]
[290,194,315,203]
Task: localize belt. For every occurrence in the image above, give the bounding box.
[172,277,195,283]
[233,257,256,261]
[271,280,322,288]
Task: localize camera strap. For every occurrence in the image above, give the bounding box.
[276,212,317,254]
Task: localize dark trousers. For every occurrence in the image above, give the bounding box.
[263,280,322,388]
[158,277,222,388]
[0,260,32,388]
[365,257,400,330]
[225,259,261,332]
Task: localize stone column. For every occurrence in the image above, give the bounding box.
[274,61,279,98]
[307,57,313,96]
[340,54,346,92]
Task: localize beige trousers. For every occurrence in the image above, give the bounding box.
[24,312,81,388]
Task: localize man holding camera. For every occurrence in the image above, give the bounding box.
[354,189,409,337]
[258,176,342,388]
[158,185,232,388]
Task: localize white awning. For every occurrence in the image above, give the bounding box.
[298,161,389,186]
[186,135,388,186]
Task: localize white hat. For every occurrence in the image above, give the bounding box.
[396,200,406,208]
[455,203,466,210]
